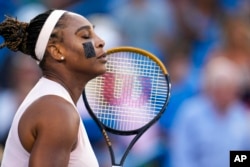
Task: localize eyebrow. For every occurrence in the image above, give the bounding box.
[75,25,95,35]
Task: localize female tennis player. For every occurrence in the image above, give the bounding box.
[0,9,106,167]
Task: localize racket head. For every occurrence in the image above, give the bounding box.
[83,46,171,135]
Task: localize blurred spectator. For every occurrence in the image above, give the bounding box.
[160,39,195,131]
[170,56,250,167]
[158,0,221,67]
[207,13,250,108]
[111,0,168,60]
[156,0,222,99]
[159,39,196,167]
[0,53,41,146]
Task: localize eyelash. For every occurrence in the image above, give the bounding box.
[82,35,90,39]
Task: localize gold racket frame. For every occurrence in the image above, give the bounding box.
[106,46,168,75]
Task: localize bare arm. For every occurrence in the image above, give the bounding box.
[18,95,80,167]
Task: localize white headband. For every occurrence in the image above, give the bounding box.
[35,10,66,62]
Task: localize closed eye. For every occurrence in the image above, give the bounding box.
[82,35,90,39]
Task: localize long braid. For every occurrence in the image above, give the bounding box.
[0,16,28,52]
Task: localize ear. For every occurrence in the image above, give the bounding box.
[47,44,65,61]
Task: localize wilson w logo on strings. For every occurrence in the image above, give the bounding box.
[103,72,152,107]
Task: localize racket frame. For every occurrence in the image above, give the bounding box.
[82,46,171,166]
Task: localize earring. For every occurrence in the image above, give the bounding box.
[60,56,65,60]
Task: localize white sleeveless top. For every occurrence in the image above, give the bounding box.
[1,77,99,167]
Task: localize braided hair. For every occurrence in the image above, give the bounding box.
[0,9,66,62]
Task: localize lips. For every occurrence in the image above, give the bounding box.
[97,53,107,59]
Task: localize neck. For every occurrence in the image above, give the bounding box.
[43,72,86,104]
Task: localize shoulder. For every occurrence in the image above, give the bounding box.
[19,95,80,152]
[25,94,79,122]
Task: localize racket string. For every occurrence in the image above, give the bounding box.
[85,51,169,131]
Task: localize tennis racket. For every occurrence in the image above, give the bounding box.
[82,46,171,167]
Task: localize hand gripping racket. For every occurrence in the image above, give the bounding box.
[82,46,171,167]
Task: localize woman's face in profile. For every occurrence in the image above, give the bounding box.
[58,12,107,78]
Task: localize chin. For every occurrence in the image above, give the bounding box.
[92,67,107,78]
[97,68,107,76]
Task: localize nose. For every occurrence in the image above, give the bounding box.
[95,36,105,48]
